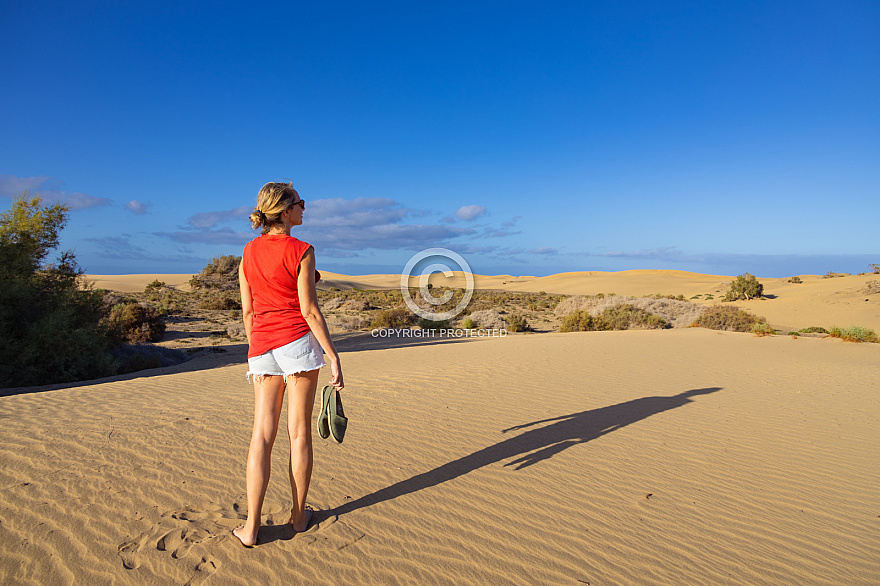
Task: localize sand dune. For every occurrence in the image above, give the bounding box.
[89,269,880,332]
[1,328,879,584]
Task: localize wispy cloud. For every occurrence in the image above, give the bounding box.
[188,206,252,229]
[125,200,150,215]
[84,235,203,263]
[0,174,111,210]
[454,204,487,221]
[161,197,478,253]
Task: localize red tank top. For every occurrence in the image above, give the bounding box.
[242,234,314,358]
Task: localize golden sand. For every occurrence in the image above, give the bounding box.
[1,271,877,584]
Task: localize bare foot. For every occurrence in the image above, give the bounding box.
[288,508,313,532]
[232,526,257,547]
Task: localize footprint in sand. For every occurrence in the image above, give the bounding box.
[183,556,219,586]
[118,531,151,569]
[118,502,236,569]
[157,527,210,559]
[118,502,345,570]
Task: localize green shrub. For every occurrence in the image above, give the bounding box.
[600,304,668,330]
[505,314,531,332]
[788,276,803,284]
[190,255,241,290]
[871,263,880,275]
[0,194,119,386]
[417,317,450,329]
[370,308,414,329]
[145,279,166,292]
[751,322,775,336]
[723,273,764,301]
[199,291,241,310]
[461,317,477,329]
[829,326,878,343]
[559,305,667,332]
[105,303,166,343]
[799,326,829,334]
[690,305,765,332]
[559,310,611,332]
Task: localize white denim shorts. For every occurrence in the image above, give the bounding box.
[246,332,326,380]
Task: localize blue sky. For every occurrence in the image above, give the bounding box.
[1,1,877,277]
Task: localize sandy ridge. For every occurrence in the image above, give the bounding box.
[1,329,879,584]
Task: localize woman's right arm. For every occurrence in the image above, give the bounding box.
[239,258,253,346]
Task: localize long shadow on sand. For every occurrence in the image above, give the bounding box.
[333,387,722,517]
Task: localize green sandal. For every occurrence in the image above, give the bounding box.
[317,385,332,439]
[328,388,348,444]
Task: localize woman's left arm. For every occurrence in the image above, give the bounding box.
[298,248,343,390]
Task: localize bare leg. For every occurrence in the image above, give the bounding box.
[287,369,319,531]
[233,375,286,546]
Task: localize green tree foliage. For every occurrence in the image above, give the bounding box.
[723,273,764,301]
[0,194,115,386]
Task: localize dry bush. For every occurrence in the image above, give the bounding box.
[468,309,507,329]
[226,323,246,339]
[342,299,371,311]
[337,315,368,331]
[322,297,344,310]
[199,291,241,310]
[555,294,704,328]
[370,308,413,329]
[690,305,765,333]
[105,303,166,343]
[863,280,880,295]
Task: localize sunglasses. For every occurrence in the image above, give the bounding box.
[290,199,305,210]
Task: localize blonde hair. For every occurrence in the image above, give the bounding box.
[250,181,298,234]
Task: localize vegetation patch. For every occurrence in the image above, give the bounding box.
[788,276,803,284]
[751,322,775,336]
[798,326,828,334]
[560,304,667,332]
[505,314,532,332]
[555,294,703,328]
[690,305,766,333]
[104,302,166,343]
[723,273,764,301]
[829,326,878,343]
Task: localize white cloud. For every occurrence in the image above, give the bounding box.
[0,174,111,210]
[125,200,150,215]
[454,204,487,221]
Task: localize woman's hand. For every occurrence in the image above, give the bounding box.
[329,357,344,390]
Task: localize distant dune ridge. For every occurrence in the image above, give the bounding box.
[87,269,880,331]
[1,269,875,583]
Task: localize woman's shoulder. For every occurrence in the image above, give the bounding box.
[285,236,312,251]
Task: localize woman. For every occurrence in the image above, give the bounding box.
[233,181,343,547]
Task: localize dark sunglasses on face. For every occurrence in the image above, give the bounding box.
[290,199,305,210]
